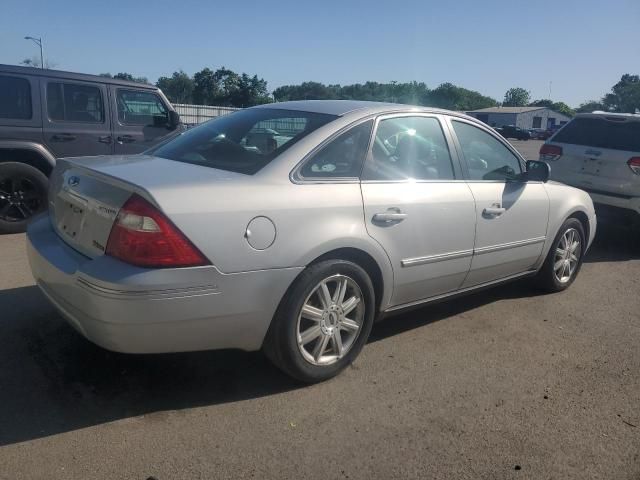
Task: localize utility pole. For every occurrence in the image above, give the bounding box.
[24,36,44,69]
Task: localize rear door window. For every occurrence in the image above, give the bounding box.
[47,82,104,123]
[153,108,336,175]
[0,76,32,120]
[300,121,373,178]
[553,117,640,151]
[116,89,168,126]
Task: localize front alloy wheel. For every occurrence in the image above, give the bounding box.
[535,218,586,292]
[553,228,582,284]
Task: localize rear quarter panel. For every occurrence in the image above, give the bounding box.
[155,180,395,308]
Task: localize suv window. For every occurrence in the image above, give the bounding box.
[362,116,454,181]
[452,121,522,181]
[300,121,373,178]
[117,89,168,126]
[153,108,336,175]
[0,76,32,120]
[553,117,640,152]
[47,83,104,123]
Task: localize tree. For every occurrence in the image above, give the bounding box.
[503,87,531,107]
[602,74,640,113]
[575,100,606,113]
[426,83,498,111]
[156,71,194,104]
[529,99,575,117]
[99,72,149,84]
[21,56,56,69]
[192,68,219,105]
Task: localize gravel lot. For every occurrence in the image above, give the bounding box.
[0,141,638,479]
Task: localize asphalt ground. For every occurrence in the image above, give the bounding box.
[0,139,638,479]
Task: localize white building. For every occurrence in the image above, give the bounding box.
[466,106,571,130]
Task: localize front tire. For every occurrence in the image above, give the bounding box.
[535,218,585,292]
[264,260,375,383]
[0,162,49,234]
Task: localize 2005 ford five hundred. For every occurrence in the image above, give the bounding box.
[27,100,596,382]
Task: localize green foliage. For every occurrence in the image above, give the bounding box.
[575,100,606,113]
[503,87,531,107]
[273,81,497,110]
[159,67,271,107]
[426,83,497,111]
[602,74,640,113]
[156,71,194,104]
[99,72,149,84]
[529,99,575,117]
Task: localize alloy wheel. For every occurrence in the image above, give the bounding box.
[0,176,44,223]
[296,274,365,366]
[554,228,582,284]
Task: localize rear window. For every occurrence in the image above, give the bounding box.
[153,108,336,175]
[553,117,640,152]
[0,76,32,120]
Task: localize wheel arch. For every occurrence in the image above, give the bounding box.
[308,247,387,314]
[568,210,590,244]
[0,141,56,177]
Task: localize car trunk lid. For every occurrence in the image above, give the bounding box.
[48,154,245,259]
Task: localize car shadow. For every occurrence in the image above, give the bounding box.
[0,277,548,447]
[0,221,635,447]
[583,220,639,263]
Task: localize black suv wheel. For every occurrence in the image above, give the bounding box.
[0,162,49,234]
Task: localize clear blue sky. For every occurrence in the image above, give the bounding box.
[1,0,638,107]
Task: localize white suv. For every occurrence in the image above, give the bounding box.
[540,112,640,222]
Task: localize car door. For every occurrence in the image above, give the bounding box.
[42,79,112,157]
[360,114,477,307]
[448,118,549,287]
[110,86,177,154]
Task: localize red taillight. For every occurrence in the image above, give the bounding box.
[540,144,563,160]
[105,194,209,268]
[628,157,640,175]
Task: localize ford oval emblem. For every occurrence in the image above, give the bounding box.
[68,176,80,187]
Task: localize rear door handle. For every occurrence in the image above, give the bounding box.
[116,135,135,144]
[51,133,77,142]
[483,205,506,217]
[98,135,112,144]
[372,210,408,224]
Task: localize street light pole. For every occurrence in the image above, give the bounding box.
[24,36,44,69]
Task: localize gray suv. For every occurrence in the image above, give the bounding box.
[0,64,183,233]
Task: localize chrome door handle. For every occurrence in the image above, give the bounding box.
[483,206,506,217]
[98,135,112,144]
[372,211,408,224]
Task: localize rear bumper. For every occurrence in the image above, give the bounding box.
[27,215,302,353]
[587,191,640,217]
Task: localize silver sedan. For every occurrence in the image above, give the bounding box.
[27,101,597,382]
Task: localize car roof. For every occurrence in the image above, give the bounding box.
[0,64,159,90]
[253,99,476,120]
[576,111,640,122]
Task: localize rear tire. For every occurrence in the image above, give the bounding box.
[534,218,585,292]
[0,162,49,234]
[263,260,375,383]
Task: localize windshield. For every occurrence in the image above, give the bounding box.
[153,108,337,174]
[553,117,640,152]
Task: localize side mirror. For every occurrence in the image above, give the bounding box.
[168,110,181,129]
[525,160,550,182]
